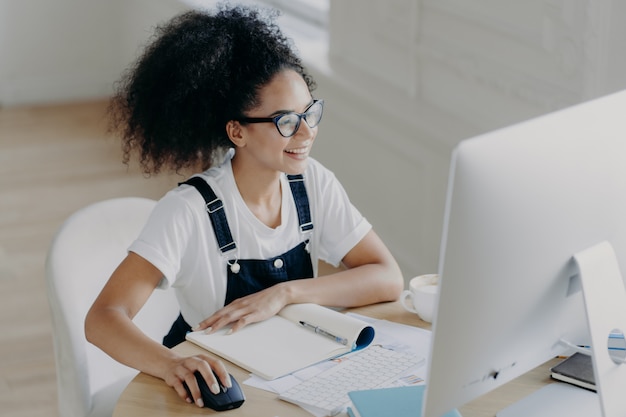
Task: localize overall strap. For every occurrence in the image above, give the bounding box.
[180,177,237,254]
[180,174,314,255]
[286,174,314,233]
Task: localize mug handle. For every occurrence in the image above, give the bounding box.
[400,289,418,314]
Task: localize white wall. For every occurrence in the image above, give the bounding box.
[0,1,115,105]
[314,0,626,278]
[3,0,626,279]
[0,0,187,106]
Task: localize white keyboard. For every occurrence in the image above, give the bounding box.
[279,345,424,416]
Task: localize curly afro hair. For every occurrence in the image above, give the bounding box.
[108,4,316,175]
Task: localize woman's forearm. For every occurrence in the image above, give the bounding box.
[284,261,403,307]
[284,230,404,307]
[85,305,180,380]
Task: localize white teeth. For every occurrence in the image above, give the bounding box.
[286,147,308,154]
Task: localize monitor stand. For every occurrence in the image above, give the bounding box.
[497,241,626,417]
[496,383,600,417]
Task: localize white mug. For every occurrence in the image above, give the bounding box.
[400,274,439,323]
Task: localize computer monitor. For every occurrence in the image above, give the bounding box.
[423,89,626,417]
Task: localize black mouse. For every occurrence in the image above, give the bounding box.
[184,371,245,411]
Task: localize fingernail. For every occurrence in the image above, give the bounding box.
[191,324,201,331]
[225,375,232,388]
[196,398,204,408]
[202,326,212,335]
[225,328,233,335]
[211,383,221,394]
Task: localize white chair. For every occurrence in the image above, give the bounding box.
[45,197,180,417]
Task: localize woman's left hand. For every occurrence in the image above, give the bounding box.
[193,283,290,334]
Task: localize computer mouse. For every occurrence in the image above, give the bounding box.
[184,371,245,411]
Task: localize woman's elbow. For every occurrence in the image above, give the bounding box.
[389,264,404,301]
[84,305,110,346]
[379,261,404,301]
[84,307,98,344]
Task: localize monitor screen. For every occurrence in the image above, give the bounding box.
[423,89,626,417]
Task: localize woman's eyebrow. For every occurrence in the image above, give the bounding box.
[267,99,315,117]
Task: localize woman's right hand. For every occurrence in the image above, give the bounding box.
[164,354,232,408]
[85,253,232,408]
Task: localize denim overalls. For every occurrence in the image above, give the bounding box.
[162,174,314,347]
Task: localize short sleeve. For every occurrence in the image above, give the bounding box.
[128,191,197,289]
[310,162,372,267]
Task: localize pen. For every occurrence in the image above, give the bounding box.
[299,321,348,345]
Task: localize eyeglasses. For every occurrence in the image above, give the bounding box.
[238,99,324,138]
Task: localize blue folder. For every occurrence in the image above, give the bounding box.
[347,385,461,417]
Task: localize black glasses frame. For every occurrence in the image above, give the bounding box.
[237,99,324,138]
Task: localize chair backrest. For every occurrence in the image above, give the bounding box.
[45,197,180,417]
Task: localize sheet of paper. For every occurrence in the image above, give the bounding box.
[244,313,431,393]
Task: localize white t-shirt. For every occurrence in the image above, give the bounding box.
[129,151,371,326]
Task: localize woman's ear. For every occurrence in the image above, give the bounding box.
[226,120,245,147]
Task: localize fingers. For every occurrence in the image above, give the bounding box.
[191,307,234,333]
[197,287,288,334]
[194,357,230,394]
[195,299,257,334]
[207,359,232,389]
[166,355,229,408]
[213,307,261,335]
[171,378,195,405]
[228,313,255,334]
[168,367,200,407]
[182,371,205,408]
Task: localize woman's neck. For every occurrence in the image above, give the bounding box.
[232,158,283,228]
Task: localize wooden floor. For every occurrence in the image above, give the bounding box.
[0,100,182,417]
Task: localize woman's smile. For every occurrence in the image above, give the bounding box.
[284,141,312,159]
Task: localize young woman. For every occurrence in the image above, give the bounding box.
[85,4,403,408]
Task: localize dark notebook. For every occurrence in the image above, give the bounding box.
[550,352,596,392]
